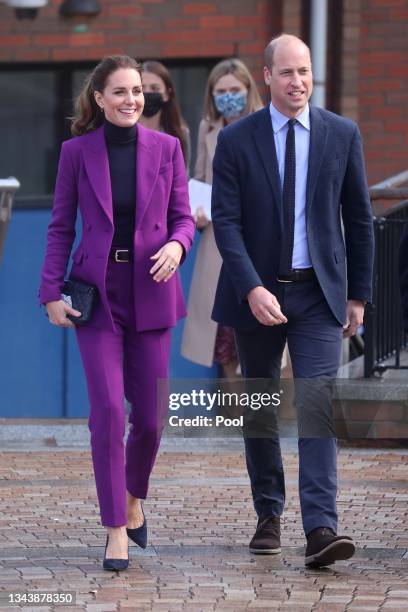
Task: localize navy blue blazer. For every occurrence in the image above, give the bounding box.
[211,105,374,328]
[399,226,408,331]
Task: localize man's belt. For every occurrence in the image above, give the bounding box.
[277,268,316,282]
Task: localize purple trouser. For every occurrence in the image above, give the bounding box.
[76,260,171,527]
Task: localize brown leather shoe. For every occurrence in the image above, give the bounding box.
[305,527,355,568]
[249,515,281,554]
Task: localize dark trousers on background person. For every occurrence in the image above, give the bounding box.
[235,278,343,536]
[75,260,171,527]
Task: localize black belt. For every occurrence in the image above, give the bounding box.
[277,268,316,282]
[109,248,133,263]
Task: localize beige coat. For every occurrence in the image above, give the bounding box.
[181,118,224,366]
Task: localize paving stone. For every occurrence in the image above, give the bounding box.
[247,601,282,609]
[382,601,408,609]
[313,606,352,612]
[0,431,407,610]
[84,605,117,611]
[387,590,408,598]
[345,608,379,612]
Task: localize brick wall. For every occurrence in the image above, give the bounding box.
[0,0,279,94]
[333,400,408,441]
[338,0,361,122]
[340,0,408,185]
[1,0,406,185]
[281,0,303,36]
[359,0,408,185]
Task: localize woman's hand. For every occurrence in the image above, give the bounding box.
[46,300,82,328]
[149,240,183,282]
[194,206,210,229]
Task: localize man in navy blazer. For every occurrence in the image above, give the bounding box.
[211,34,374,567]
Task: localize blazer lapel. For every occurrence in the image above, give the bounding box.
[252,107,283,227]
[83,126,113,224]
[306,107,328,216]
[135,124,161,228]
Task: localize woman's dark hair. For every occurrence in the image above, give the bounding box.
[71,55,142,136]
[141,60,188,161]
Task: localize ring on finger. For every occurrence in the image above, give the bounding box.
[168,265,175,272]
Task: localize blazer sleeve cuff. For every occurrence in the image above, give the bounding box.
[347,287,372,303]
[38,287,62,305]
[237,278,264,304]
[168,232,192,264]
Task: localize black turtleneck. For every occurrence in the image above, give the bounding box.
[104,119,137,249]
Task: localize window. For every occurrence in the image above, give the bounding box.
[0,60,213,206]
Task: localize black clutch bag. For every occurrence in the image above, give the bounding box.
[61,279,98,325]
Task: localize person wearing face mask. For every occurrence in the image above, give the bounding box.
[139,60,191,172]
[181,58,263,376]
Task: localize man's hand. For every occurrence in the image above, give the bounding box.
[46,300,82,328]
[247,286,288,326]
[343,299,366,338]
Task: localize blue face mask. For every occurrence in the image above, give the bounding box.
[213,91,247,120]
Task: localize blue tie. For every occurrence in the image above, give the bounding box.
[279,118,296,275]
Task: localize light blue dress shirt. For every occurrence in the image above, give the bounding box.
[269,102,312,269]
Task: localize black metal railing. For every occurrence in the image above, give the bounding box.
[364,199,408,377]
[0,177,20,264]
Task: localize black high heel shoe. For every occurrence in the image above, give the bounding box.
[103,534,129,571]
[126,508,147,549]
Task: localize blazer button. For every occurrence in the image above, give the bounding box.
[155,222,161,230]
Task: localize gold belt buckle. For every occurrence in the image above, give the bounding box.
[115,249,129,262]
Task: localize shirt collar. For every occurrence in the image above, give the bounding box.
[269,102,310,133]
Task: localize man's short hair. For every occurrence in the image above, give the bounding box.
[264,34,311,69]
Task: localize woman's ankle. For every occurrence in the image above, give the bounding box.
[107,525,127,537]
[126,492,142,508]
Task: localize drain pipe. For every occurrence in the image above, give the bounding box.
[310,0,354,364]
[310,0,328,108]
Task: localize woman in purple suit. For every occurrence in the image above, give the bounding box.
[39,55,194,571]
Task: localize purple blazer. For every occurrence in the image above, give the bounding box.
[39,124,195,332]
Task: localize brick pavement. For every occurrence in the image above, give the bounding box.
[0,424,407,611]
